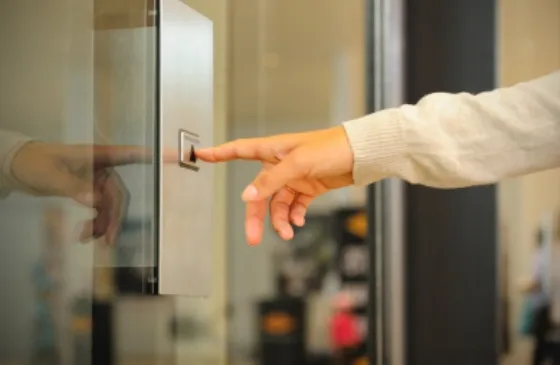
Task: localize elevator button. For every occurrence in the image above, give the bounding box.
[179,129,200,172]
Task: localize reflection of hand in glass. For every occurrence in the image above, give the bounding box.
[9,142,150,244]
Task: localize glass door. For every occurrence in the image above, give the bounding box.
[0,1,226,364]
[226,2,369,365]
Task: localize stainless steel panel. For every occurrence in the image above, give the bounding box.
[158,0,214,296]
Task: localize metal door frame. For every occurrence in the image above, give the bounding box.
[365,1,407,364]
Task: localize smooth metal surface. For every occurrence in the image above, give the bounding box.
[366,0,407,364]
[381,1,407,364]
[158,0,214,296]
[373,1,385,363]
[365,1,384,363]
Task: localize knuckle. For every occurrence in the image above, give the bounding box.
[270,200,290,215]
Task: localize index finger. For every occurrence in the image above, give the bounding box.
[195,138,278,163]
[69,145,152,167]
[94,145,152,166]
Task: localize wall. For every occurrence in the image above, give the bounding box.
[404,1,498,364]
[497,1,560,364]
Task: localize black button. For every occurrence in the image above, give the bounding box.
[189,145,197,163]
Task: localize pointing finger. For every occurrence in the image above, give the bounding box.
[196,132,310,163]
[68,145,152,167]
[196,138,276,163]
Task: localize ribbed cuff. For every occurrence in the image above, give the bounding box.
[342,109,407,186]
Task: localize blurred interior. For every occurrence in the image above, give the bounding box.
[0,1,559,365]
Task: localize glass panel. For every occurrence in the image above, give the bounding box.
[0,0,373,364]
[0,0,228,365]
[93,0,158,288]
[227,1,367,365]
[0,0,160,363]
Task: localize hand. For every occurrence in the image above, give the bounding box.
[196,126,354,245]
[10,142,150,244]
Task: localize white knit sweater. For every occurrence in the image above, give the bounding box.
[344,71,560,187]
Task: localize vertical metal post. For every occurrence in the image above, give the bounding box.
[365,0,407,364]
[364,1,383,363]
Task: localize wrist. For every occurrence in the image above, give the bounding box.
[0,132,34,196]
[343,109,406,186]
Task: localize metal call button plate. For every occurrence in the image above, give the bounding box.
[158,0,214,296]
[179,129,200,172]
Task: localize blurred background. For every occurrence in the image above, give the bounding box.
[0,1,558,365]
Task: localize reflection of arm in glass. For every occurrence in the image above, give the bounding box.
[0,130,33,198]
[0,130,150,244]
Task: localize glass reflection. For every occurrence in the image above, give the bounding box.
[3,141,150,245]
[0,0,228,363]
[1,0,160,363]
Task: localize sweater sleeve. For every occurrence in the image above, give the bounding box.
[0,131,33,198]
[343,71,560,188]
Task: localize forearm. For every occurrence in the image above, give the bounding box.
[344,71,560,188]
[0,131,32,197]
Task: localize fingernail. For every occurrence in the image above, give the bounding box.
[282,228,294,241]
[241,185,259,201]
[294,216,305,227]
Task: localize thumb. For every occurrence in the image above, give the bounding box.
[241,154,304,201]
